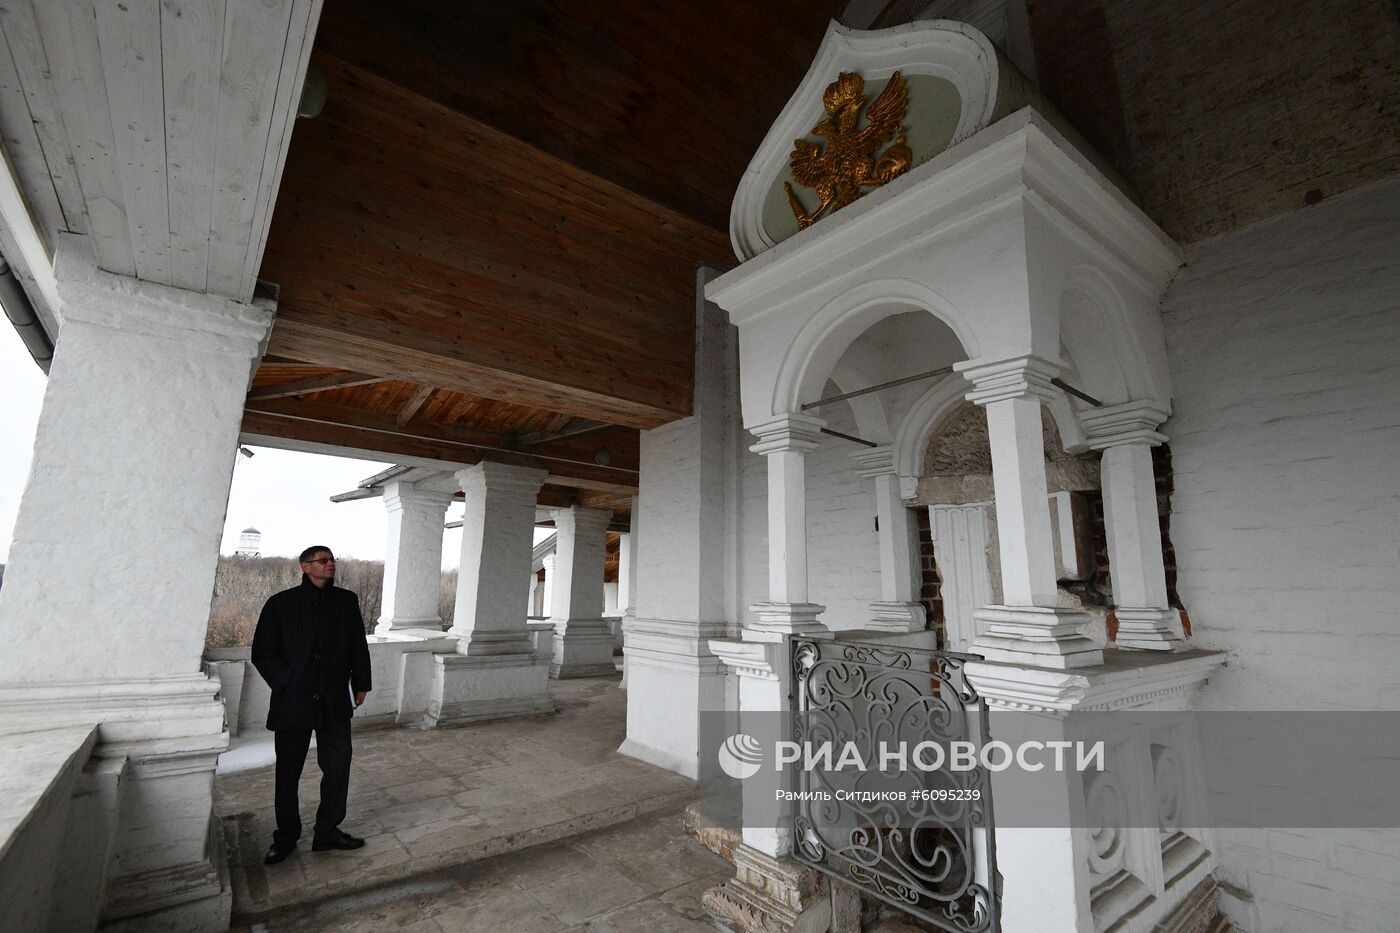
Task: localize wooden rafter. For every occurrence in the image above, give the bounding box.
[247,371,385,401]
[396,384,435,425]
[242,397,639,493]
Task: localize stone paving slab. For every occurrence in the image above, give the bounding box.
[216,676,700,919]
[228,806,731,931]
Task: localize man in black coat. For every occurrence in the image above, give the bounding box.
[251,545,373,865]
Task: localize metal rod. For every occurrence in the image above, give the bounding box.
[820,427,879,448]
[1051,377,1103,407]
[524,420,614,446]
[801,365,955,410]
[245,406,639,475]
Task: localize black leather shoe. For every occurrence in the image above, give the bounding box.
[311,829,365,851]
[264,842,296,865]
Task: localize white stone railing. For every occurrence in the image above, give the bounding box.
[204,630,459,734]
[0,725,102,931]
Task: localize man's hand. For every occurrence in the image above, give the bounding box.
[354,691,367,707]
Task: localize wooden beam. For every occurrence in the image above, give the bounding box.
[265,303,685,429]
[396,384,435,425]
[242,397,639,491]
[247,371,385,401]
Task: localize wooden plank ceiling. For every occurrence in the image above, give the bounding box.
[243,0,845,515]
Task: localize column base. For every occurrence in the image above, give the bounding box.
[701,844,830,933]
[617,618,728,779]
[867,600,927,633]
[374,615,447,635]
[1114,607,1187,651]
[427,652,554,726]
[549,619,617,678]
[972,605,1104,669]
[102,812,231,933]
[747,602,827,638]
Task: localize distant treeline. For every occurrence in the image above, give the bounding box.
[205,555,458,649]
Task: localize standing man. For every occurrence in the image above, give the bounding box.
[251,545,372,865]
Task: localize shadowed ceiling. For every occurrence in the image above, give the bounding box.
[244,0,846,516]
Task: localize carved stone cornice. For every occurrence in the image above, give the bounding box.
[955,354,1063,406]
[748,413,825,455]
[1082,401,1171,450]
[964,648,1228,715]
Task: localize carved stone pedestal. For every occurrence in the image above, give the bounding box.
[702,845,830,933]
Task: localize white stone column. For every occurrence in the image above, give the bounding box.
[956,357,1102,668]
[376,481,453,633]
[0,239,274,930]
[548,505,616,677]
[616,511,637,688]
[619,275,733,776]
[428,461,554,725]
[540,552,556,618]
[748,413,827,633]
[527,573,540,617]
[853,446,926,632]
[1085,404,1186,650]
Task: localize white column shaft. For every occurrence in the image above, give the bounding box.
[540,553,556,618]
[617,530,635,616]
[549,507,611,624]
[1100,444,1169,609]
[766,448,808,604]
[449,462,547,656]
[984,395,1060,607]
[0,248,273,683]
[874,472,917,602]
[377,482,452,632]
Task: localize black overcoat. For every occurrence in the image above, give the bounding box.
[251,576,372,731]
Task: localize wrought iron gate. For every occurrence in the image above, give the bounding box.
[790,637,999,932]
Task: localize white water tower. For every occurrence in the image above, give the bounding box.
[235,527,262,557]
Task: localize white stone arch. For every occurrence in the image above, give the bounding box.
[1057,264,1168,411]
[829,352,894,444]
[892,373,969,484]
[772,277,980,420]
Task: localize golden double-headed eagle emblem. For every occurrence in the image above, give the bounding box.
[784,70,912,230]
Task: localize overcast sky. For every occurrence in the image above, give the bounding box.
[0,324,491,569]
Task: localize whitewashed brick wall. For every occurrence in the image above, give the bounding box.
[737,397,882,630]
[1162,178,1400,932]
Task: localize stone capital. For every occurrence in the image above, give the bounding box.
[747,412,825,455]
[382,480,455,514]
[454,460,548,498]
[1082,401,1171,449]
[54,234,276,351]
[551,504,614,535]
[955,354,1063,407]
[850,444,896,477]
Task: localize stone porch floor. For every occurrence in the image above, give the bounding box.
[227,806,730,932]
[215,675,711,924]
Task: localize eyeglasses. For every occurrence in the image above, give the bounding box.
[306,557,336,565]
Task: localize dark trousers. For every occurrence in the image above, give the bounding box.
[272,713,352,845]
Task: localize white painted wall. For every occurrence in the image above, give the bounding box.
[1162,178,1400,932]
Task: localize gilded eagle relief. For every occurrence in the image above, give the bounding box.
[784,70,913,230]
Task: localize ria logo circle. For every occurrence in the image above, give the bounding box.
[718,733,764,780]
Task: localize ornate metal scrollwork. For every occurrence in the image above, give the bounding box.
[790,637,998,932]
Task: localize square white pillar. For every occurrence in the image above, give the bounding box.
[619,276,734,775]
[376,481,453,633]
[428,461,554,725]
[547,505,616,678]
[957,357,1102,668]
[0,239,274,930]
[853,446,926,632]
[540,552,556,619]
[1085,404,1186,651]
[747,413,827,633]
